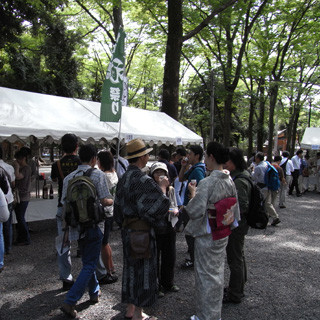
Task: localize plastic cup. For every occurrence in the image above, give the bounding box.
[191,179,197,186]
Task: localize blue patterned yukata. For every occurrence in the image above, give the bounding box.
[114,165,170,307]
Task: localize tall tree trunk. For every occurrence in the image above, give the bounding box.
[288,89,302,155]
[222,90,233,146]
[247,96,255,158]
[161,0,183,120]
[290,94,303,155]
[257,78,265,151]
[267,83,278,161]
[290,107,300,154]
[161,0,236,120]
[113,3,123,37]
[286,101,295,154]
[247,77,257,159]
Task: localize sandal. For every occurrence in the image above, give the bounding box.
[180,259,194,269]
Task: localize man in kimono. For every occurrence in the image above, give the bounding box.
[114,139,170,320]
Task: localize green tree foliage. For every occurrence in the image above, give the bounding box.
[0,0,84,96]
[1,0,320,154]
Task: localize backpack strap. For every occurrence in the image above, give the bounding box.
[117,158,127,171]
[281,159,289,173]
[179,180,185,196]
[233,173,253,186]
[233,174,256,198]
[84,168,95,177]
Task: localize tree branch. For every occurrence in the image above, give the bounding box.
[75,0,115,44]
[182,0,238,42]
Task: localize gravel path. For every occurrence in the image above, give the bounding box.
[1,190,319,320]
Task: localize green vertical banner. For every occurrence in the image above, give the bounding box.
[100,28,127,122]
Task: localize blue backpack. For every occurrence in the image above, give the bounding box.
[264,161,280,191]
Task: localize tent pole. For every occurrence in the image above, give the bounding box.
[115,115,123,171]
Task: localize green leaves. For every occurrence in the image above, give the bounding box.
[1,0,320,150]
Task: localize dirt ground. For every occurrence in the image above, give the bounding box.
[1,190,320,320]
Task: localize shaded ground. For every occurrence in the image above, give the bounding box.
[1,190,320,320]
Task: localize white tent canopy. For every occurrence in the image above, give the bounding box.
[300,127,320,150]
[0,86,203,146]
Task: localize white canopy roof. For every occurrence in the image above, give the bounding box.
[300,127,320,150]
[0,87,203,146]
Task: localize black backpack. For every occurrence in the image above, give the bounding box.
[64,168,104,229]
[234,174,268,229]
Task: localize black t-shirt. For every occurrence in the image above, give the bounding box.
[51,155,81,205]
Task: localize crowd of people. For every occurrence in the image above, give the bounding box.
[0,136,320,320]
[0,145,38,273]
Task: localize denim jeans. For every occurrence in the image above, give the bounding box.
[3,203,14,253]
[64,226,102,305]
[14,201,30,244]
[57,207,106,282]
[0,223,4,268]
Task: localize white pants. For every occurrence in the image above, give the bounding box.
[279,176,292,206]
[264,190,278,219]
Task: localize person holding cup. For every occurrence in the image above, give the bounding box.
[150,162,180,297]
[185,141,240,320]
[178,145,206,269]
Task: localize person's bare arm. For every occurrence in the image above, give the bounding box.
[178,158,190,182]
[13,161,24,180]
[100,197,113,207]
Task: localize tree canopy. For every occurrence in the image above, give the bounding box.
[1,0,320,155]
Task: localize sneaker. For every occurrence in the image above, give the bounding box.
[62,280,74,291]
[99,273,118,285]
[271,218,281,226]
[279,205,286,209]
[158,289,165,298]
[60,303,77,318]
[166,285,180,292]
[180,259,194,269]
[90,289,101,303]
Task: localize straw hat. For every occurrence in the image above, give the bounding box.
[150,162,168,176]
[125,139,153,159]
